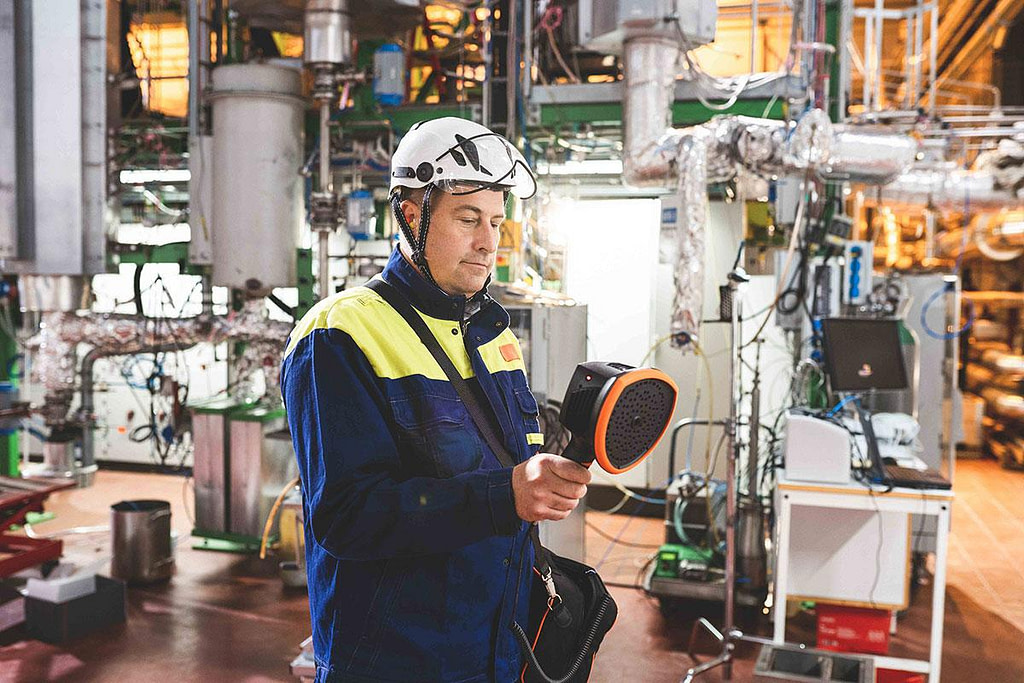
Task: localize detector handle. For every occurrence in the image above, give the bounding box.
[560,436,594,467]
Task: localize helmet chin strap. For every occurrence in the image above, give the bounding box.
[391,184,439,288]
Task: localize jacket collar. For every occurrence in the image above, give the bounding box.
[380,246,492,322]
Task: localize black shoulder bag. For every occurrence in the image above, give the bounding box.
[366,278,617,683]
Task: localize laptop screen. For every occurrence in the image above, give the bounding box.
[820,318,909,393]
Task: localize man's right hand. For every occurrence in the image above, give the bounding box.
[511,453,592,522]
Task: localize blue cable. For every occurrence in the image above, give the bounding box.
[826,394,859,417]
[920,281,975,340]
[919,186,974,340]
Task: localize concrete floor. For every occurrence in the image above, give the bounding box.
[1,458,1023,682]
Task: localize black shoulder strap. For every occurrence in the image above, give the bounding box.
[365,278,553,575]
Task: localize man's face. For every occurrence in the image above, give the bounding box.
[400,189,506,297]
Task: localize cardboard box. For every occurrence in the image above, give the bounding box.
[0,584,25,632]
[26,573,96,604]
[25,575,125,643]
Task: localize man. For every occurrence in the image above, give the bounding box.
[281,117,592,683]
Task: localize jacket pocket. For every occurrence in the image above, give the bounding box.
[514,388,543,453]
[390,394,483,477]
[345,559,407,675]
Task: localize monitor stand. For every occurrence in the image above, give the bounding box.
[855,403,887,484]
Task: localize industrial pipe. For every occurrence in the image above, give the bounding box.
[621,40,914,344]
[935,211,1024,261]
[866,164,1023,211]
[27,300,292,428]
[73,342,188,484]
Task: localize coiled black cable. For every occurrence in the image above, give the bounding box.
[511,593,612,683]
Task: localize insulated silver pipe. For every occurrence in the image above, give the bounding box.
[820,126,918,184]
[621,37,680,187]
[866,166,1021,211]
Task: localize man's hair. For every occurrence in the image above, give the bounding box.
[396,186,433,208]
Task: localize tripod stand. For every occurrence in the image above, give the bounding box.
[680,268,772,682]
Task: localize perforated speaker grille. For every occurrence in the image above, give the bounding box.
[604,379,676,469]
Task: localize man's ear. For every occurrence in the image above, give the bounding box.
[400,199,420,238]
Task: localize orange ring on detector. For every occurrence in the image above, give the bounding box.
[593,369,678,474]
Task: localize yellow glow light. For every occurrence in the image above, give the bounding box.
[272,32,304,58]
[128,14,189,118]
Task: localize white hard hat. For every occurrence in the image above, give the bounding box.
[390,117,537,200]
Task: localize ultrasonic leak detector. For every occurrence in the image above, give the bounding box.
[558,362,678,474]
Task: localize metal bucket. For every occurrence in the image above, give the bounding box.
[110,500,174,584]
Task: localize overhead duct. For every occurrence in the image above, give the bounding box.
[866,164,1023,211]
[819,127,919,184]
[621,37,915,347]
[621,37,682,188]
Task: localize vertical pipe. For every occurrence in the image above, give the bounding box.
[482,8,492,127]
[839,0,853,118]
[814,0,826,109]
[942,275,959,483]
[201,272,213,315]
[747,371,759,501]
[929,6,938,113]
[506,0,518,139]
[874,0,884,108]
[318,101,331,193]
[802,0,816,104]
[914,4,923,106]
[904,12,913,109]
[188,0,200,140]
[723,280,740,680]
[750,0,758,74]
[318,231,331,298]
[863,15,873,111]
[79,349,100,481]
[81,0,107,275]
[523,0,532,103]
[188,0,211,134]
[317,100,332,297]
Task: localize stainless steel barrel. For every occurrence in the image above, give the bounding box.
[110,500,174,584]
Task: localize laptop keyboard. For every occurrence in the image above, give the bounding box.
[884,465,952,490]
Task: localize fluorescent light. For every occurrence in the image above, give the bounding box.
[119,169,191,184]
[537,159,623,176]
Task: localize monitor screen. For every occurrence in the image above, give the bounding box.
[820,318,909,392]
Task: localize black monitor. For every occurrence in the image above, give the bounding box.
[820,318,909,393]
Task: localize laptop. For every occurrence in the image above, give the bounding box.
[821,318,952,491]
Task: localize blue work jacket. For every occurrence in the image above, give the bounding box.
[281,247,542,682]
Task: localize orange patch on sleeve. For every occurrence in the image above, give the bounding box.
[500,343,520,362]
